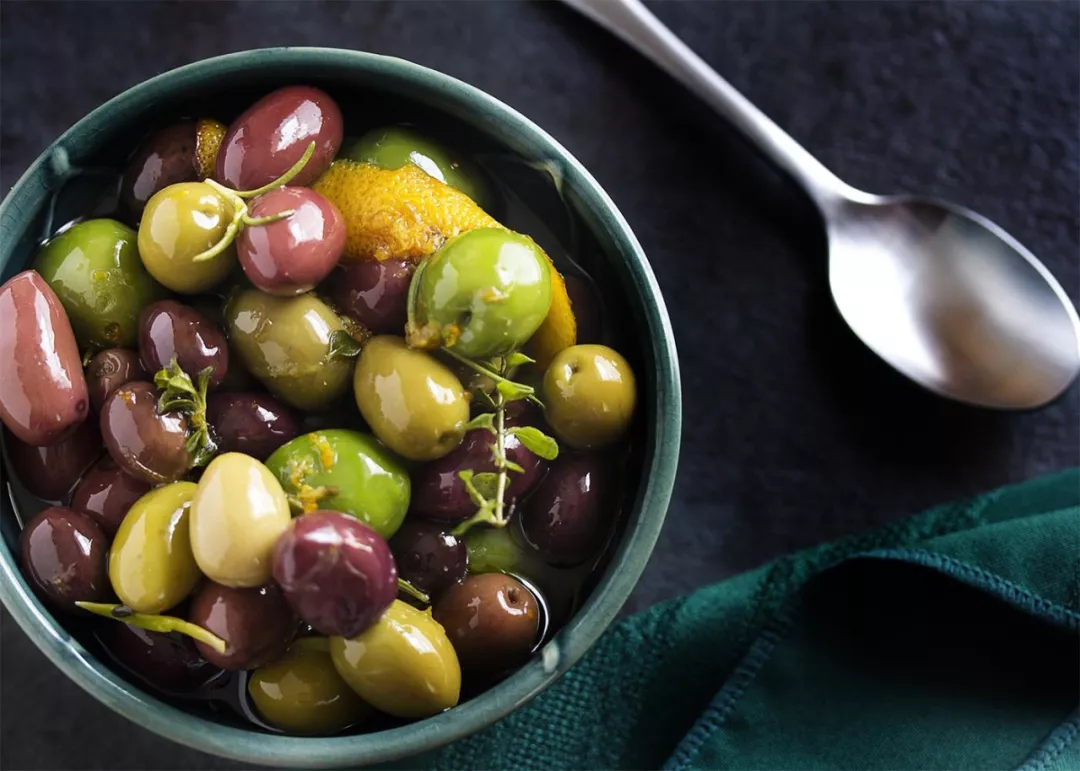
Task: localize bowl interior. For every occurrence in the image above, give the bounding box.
[0,49,679,768]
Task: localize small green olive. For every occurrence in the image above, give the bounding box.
[465,525,529,575]
[543,344,637,450]
[108,482,200,614]
[330,600,461,719]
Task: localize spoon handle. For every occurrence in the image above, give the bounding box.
[562,0,855,208]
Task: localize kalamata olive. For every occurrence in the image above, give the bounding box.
[188,580,298,670]
[237,187,346,296]
[19,506,109,611]
[120,119,226,218]
[563,274,603,344]
[138,300,229,388]
[4,418,100,501]
[70,455,153,536]
[432,573,539,674]
[543,344,637,450]
[521,453,613,567]
[388,520,466,599]
[205,392,298,461]
[215,86,343,191]
[100,381,189,484]
[272,511,398,638]
[86,349,148,413]
[0,271,89,445]
[328,259,413,335]
[101,623,223,693]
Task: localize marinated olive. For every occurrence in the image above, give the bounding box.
[87,349,148,413]
[19,506,109,611]
[0,271,90,445]
[33,219,163,348]
[225,289,353,411]
[352,336,468,461]
[521,453,612,567]
[109,482,200,614]
[4,418,100,501]
[188,580,298,670]
[464,525,529,576]
[138,300,229,388]
[388,520,466,599]
[432,573,539,674]
[327,259,413,335]
[101,622,223,693]
[205,392,298,461]
[100,381,190,484]
[189,452,291,587]
[248,637,368,734]
[272,511,397,638]
[120,119,226,217]
[330,600,460,718]
[70,455,153,537]
[264,429,410,538]
[543,344,637,449]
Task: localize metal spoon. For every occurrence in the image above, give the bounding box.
[564,0,1080,409]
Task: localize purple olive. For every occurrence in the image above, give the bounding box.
[388,519,466,599]
[19,506,109,612]
[328,259,414,334]
[520,453,613,567]
[272,511,397,638]
[205,392,299,461]
[86,349,148,413]
[138,300,229,389]
[101,623,223,692]
[70,455,152,537]
[563,275,603,344]
[188,581,298,670]
[100,381,189,484]
[4,417,101,501]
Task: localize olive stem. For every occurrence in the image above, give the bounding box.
[243,209,296,227]
[234,141,317,199]
[440,347,530,394]
[397,578,430,605]
[76,602,227,654]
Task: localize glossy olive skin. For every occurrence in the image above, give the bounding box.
[86,349,148,413]
[543,344,637,450]
[19,507,109,611]
[330,600,461,718]
[138,300,229,388]
[100,381,189,484]
[328,258,413,335]
[353,336,468,461]
[216,86,343,190]
[205,392,298,461]
[122,122,200,216]
[4,418,100,501]
[264,429,410,539]
[388,520,466,599]
[70,455,153,537]
[101,623,223,693]
[188,580,298,670]
[33,219,163,348]
[0,271,90,445]
[248,637,368,734]
[272,511,398,638]
[521,453,612,567]
[433,573,539,673]
[226,289,353,411]
[464,525,529,576]
[237,187,346,296]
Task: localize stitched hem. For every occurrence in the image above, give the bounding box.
[1018,708,1080,771]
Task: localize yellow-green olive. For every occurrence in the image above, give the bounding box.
[108,482,200,614]
[330,600,461,719]
[542,344,637,449]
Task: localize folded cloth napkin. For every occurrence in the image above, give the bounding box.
[410,469,1079,771]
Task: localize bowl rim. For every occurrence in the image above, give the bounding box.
[0,47,681,768]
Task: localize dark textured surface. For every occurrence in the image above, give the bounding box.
[1,1,1077,768]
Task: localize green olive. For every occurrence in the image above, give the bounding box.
[543,344,637,450]
[353,336,468,461]
[465,525,529,575]
[248,637,370,734]
[264,430,411,539]
[138,181,236,293]
[33,218,165,348]
[225,289,353,411]
[108,482,200,614]
[330,600,461,719]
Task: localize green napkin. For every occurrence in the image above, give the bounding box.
[420,469,1079,770]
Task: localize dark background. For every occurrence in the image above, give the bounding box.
[1,1,1077,768]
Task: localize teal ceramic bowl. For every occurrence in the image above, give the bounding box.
[0,48,680,768]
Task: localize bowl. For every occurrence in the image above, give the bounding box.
[0,48,680,768]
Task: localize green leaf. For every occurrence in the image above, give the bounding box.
[509,426,559,460]
[397,577,430,605]
[503,458,525,474]
[327,330,364,360]
[464,412,496,433]
[458,469,488,507]
[472,472,499,500]
[506,351,535,368]
[496,379,534,403]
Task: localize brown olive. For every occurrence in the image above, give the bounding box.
[70,455,153,537]
[4,417,101,501]
[187,581,298,670]
[432,573,539,673]
[138,300,229,388]
[19,506,109,612]
[120,120,225,217]
[100,381,189,484]
[86,349,148,413]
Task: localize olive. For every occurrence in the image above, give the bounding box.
[432,573,539,674]
[389,520,466,599]
[225,289,353,411]
[264,429,410,539]
[464,525,529,576]
[70,455,153,537]
[33,219,164,349]
[86,349,148,413]
[189,452,291,587]
[138,182,236,294]
[4,418,100,501]
[272,511,397,638]
[236,187,345,297]
[100,381,190,484]
[329,600,460,718]
[543,344,637,449]
[352,336,468,461]
[563,274,603,344]
[19,506,109,612]
[248,637,369,734]
[138,300,229,388]
[120,119,226,217]
[407,228,552,359]
[521,453,613,567]
[187,580,298,670]
[109,482,200,614]
[215,86,343,191]
[101,623,223,693]
[327,259,413,335]
[205,392,298,461]
[0,271,90,445]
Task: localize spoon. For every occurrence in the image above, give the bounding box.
[563,0,1080,409]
